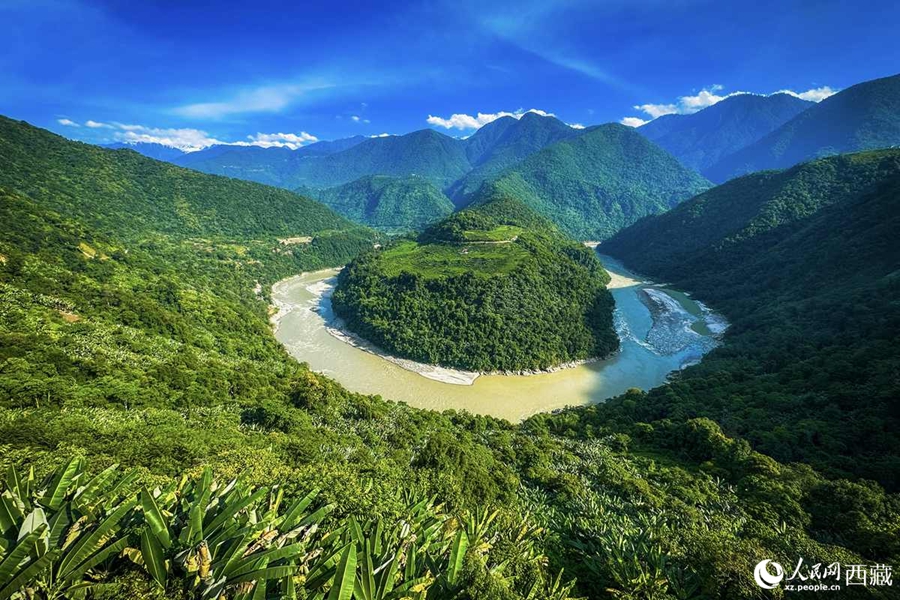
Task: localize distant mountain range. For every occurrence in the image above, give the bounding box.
[638,93,813,174]
[105,141,188,162]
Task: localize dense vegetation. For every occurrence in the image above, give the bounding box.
[638,93,812,174]
[302,175,454,231]
[474,124,711,240]
[706,73,900,182]
[2,117,899,599]
[331,200,619,372]
[604,149,900,489]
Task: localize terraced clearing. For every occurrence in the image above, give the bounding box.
[379,236,529,278]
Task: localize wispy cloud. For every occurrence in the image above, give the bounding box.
[57,118,79,127]
[370,133,393,138]
[427,108,555,130]
[350,115,370,124]
[172,80,334,119]
[241,132,318,149]
[85,120,113,129]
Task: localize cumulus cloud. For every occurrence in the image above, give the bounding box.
[570,123,586,129]
[240,132,318,149]
[57,118,79,127]
[620,117,649,128]
[85,120,113,129]
[426,108,556,131]
[350,115,370,124]
[623,84,838,125]
[370,133,393,138]
[99,122,317,152]
[776,86,837,102]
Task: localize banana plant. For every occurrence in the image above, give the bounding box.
[131,468,337,600]
[0,458,139,600]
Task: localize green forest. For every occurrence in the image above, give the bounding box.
[331,201,619,372]
[1,115,899,600]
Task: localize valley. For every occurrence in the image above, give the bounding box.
[271,254,726,421]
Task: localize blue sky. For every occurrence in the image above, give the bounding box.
[2,0,899,150]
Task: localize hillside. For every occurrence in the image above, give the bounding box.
[475,123,711,240]
[448,112,581,204]
[305,174,455,230]
[2,118,899,600]
[706,73,900,181]
[603,149,900,487]
[332,198,619,372]
[0,116,364,240]
[638,93,813,173]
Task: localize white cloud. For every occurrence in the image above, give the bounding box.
[85,120,113,129]
[57,118,79,127]
[627,83,837,124]
[350,115,370,124]
[104,122,317,152]
[370,133,393,138]
[240,132,319,149]
[569,123,586,129]
[620,117,649,128]
[426,108,556,131]
[776,86,837,102]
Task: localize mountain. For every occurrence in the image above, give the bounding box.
[705,73,900,182]
[0,116,366,240]
[332,196,618,372]
[305,174,454,230]
[604,149,900,486]
[473,123,712,240]
[171,135,369,187]
[287,129,470,190]
[638,93,813,173]
[105,141,187,162]
[449,112,582,204]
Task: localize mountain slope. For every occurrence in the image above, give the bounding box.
[305,174,454,230]
[604,149,900,487]
[0,116,361,240]
[449,113,581,204]
[290,129,470,190]
[475,123,711,240]
[705,73,900,182]
[171,136,369,186]
[638,93,813,173]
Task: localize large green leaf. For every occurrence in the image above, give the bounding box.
[0,549,59,600]
[327,544,357,600]
[141,528,167,589]
[140,488,171,548]
[446,529,468,586]
[57,497,136,579]
[40,457,82,511]
[0,526,47,585]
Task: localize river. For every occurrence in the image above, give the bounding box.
[270,254,726,422]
